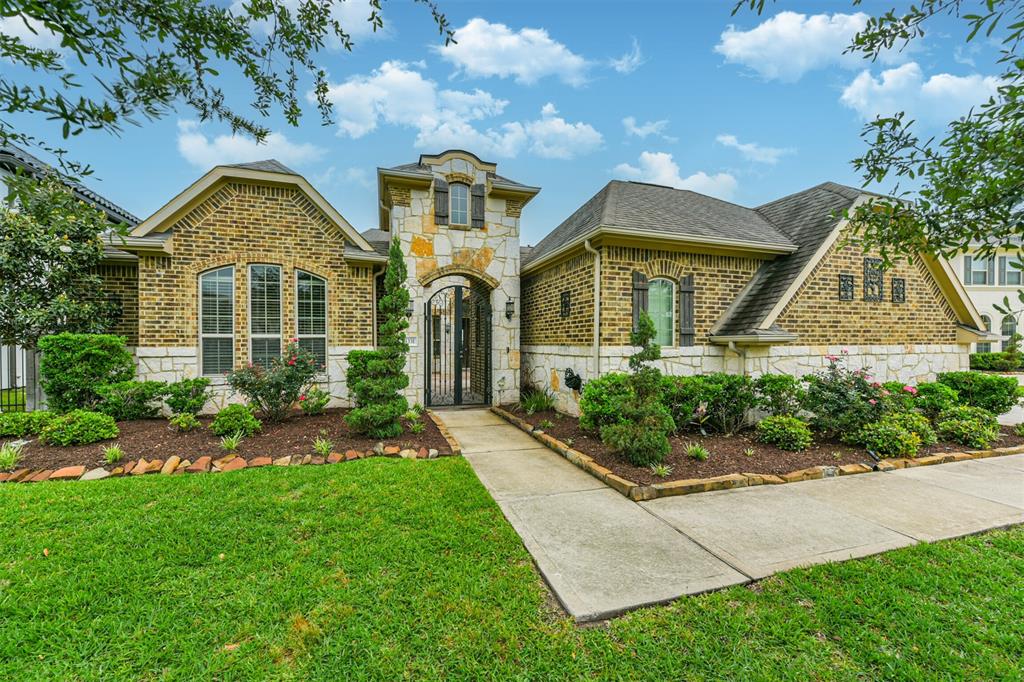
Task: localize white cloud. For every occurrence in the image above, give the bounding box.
[320,62,602,159]
[715,134,793,164]
[715,11,905,82]
[230,0,380,42]
[610,38,644,74]
[840,62,1000,124]
[523,104,603,159]
[436,18,588,86]
[314,165,373,189]
[622,116,674,141]
[614,152,738,200]
[176,120,324,168]
[0,15,63,50]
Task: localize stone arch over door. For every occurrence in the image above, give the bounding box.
[419,263,500,291]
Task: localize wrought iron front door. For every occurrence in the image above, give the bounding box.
[424,285,491,406]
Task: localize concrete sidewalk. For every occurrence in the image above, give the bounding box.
[439,410,1024,622]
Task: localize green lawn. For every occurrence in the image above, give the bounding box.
[1,458,1022,680]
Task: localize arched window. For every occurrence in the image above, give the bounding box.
[450,183,469,226]
[199,266,234,376]
[648,278,675,347]
[1002,314,1018,351]
[977,314,992,353]
[296,270,327,369]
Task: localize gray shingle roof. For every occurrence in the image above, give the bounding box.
[0,141,139,226]
[712,182,862,336]
[225,159,298,175]
[524,181,795,267]
[383,161,530,188]
[360,228,392,257]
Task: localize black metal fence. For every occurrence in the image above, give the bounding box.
[1,344,27,412]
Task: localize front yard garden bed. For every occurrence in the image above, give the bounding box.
[5,408,454,475]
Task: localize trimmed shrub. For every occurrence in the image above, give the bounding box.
[661,375,707,433]
[579,373,633,431]
[914,382,959,422]
[96,380,168,421]
[880,381,918,414]
[970,351,1022,372]
[753,374,806,417]
[803,356,881,438]
[756,415,812,451]
[227,340,319,421]
[39,410,119,446]
[698,373,756,435]
[165,378,212,416]
[170,413,200,432]
[37,333,134,412]
[937,371,1021,415]
[884,411,937,446]
[298,386,331,416]
[936,405,1000,449]
[0,411,55,438]
[210,404,262,437]
[856,420,921,459]
[519,386,556,415]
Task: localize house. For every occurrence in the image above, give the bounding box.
[93,149,987,413]
[946,246,1023,352]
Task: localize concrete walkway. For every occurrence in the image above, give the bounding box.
[439,409,1024,622]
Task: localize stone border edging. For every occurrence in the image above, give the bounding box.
[490,406,1024,502]
[426,410,463,456]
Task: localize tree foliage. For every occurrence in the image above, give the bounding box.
[1,0,453,174]
[0,173,119,347]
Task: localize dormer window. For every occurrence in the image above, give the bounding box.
[450,183,469,226]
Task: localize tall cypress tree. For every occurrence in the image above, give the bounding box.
[345,238,410,438]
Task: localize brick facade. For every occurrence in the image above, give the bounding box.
[132,181,374,367]
[599,246,764,346]
[521,251,595,345]
[776,239,958,344]
[95,263,139,346]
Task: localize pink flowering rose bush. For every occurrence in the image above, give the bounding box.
[802,355,884,439]
[227,340,321,421]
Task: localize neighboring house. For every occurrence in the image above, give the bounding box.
[93,149,986,413]
[947,248,1024,352]
[1,142,139,411]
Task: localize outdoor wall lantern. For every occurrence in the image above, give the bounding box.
[505,297,515,320]
[405,302,414,318]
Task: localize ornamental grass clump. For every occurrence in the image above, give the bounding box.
[599,312,675,467]
[346,238,410,438]
[0,442,22,471]
[227,341,319,422]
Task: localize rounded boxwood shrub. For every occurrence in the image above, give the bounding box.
[856,420,921,459]
[165,378,212,416]
[579,372,633,431]
[756,415,812,451]
[210,404,262,437]
[39,410,119,446]
[937,371,1021,415]
[660,374,706,432]
[0,411,56,438]
[936,405,1000,449]
[914,382,959,422]
[884,411,937,446]
[96,380,169,421]
[37,333,135,412]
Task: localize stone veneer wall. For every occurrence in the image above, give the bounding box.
[521,250,594,346]
[776,240,959,344]
[387,155,521,406]
[128,180,375,408]
[744,344,969,383]
[599,246,765,345]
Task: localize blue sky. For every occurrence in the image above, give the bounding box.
[5,0,1003,246]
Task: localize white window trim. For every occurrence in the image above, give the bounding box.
[198,266,235,378]
[450,182,469,226]
[967,255,993,286]
[648,277,676,348]
[295,269,328,373]
[248,264,283,366]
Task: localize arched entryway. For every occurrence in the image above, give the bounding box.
[425,284,492,406]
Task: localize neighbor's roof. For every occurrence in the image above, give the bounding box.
[713,182,863,336]
[360,228,392,258]
[0,141,139,226]
[523,181,797,268]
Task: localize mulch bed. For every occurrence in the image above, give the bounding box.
[510,407,1024,486]
[11,408,452,472]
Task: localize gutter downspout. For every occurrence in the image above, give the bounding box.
[727,341,748,375]
[584,239,601,375]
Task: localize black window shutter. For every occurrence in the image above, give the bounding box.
[434,179,449,225]
[679,274,695,346]
[631,271,648,332]
[471,184,485,228]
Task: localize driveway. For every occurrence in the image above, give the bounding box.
[439,409,1024,622]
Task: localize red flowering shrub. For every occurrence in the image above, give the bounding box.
[226,340,319,421]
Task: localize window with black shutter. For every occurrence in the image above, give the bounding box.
[631,271,648,332]
[679,274,695,346]
[433,179,449,225]
[471,184,485,228]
